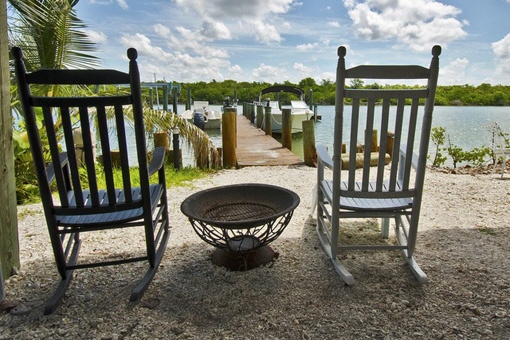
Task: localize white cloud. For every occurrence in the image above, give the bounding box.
[327,21,341,28]
[252,63,289,82]
[440,57,469,85]
[201,20,232,40]
[84,30,108,44]
[116,0,128,10]
[297,42,319,51]
[492,34,510,59]
[174,0,294,21]
[252,20,283,44]
[229,64,242,74]
[119,33,171,61]
[173,0,294,45]
[492,34,510,75]
[343,0,467,51]
[293,62,315,76]
[90,0,127,9]
[153,24,171,37]
[118,26,235,83]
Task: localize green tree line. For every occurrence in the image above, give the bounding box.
[154,77,510,106]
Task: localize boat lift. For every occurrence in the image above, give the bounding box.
[142,82,180,113]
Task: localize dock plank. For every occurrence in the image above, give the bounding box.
[236,116,304,167]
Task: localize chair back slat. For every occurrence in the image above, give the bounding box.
[41,106,72,207]
[376,99,391,190]
[95,105,117,206]
[347,99,359,186]
[361,98,376,189]
[78,107,100,204]
[114,103,133,202]
[61,105,87,207]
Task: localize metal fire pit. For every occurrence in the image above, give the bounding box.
[181,183,300,270]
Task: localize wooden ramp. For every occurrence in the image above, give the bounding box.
[236,116,304,167]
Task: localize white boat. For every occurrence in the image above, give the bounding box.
[181,101,222,130]
[257,86,316,134]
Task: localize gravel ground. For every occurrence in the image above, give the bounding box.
[1,165,509,339]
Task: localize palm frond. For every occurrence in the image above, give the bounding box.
[8,0,100,71]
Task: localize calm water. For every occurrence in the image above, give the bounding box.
[161,105,510,166]
[24,104,509,167]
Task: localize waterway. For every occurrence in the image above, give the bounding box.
[197,105,510,166]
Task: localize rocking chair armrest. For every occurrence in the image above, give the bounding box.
[399,144,419,170]
[46,152,69,184]
[317,145,334,170]
[148,146,166,176]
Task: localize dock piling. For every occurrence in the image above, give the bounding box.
[282,108,292,150]
[302,120,317,167]
[264,103,272,135]
[222,106,237,168]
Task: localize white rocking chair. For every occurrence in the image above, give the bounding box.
[316,45,441,285]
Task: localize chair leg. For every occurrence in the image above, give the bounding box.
[402,248,429,284]
[316,222,355,285]
[44,238,81,315]
[130,222,169,301]
[395,222,428,284]
[380,218,390,238]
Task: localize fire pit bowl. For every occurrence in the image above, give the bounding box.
[180,183,300,270]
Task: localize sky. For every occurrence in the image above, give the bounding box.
[75,0,510,86]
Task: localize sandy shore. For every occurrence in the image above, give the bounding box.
[1,165,509,339]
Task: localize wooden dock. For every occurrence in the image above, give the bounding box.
[235,116,304,167]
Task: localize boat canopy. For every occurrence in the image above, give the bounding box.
[259,85,304,101]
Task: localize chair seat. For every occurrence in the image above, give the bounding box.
[321,179,413,211]
[57,184,164,227]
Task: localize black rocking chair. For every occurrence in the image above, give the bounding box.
[12,47,170,314]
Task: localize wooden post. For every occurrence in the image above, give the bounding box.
[154,130,181,167]
[303,120,317,167]
[73,128,96,167]
[110,150,121,168]
[154,131,170,150]
[282,108,292,150]
[249,104,256,123]
[186,88,191,110]
[0,0,19,279]
[264,104,272,135]
[222,107,237,168]
[256,105,264,129]
[162,85,168,112]
[386,131,395,157]
[371,130,379,152]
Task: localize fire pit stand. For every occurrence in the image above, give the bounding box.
[180,184,300,271]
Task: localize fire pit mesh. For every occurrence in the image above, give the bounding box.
[203,202,276,222]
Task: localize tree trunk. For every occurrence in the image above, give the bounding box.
[0,0,20,279]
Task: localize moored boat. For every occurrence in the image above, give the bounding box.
[256,85,317,134]
[181,101,222,130]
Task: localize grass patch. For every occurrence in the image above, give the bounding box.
[92,164,215,189]
[19,165,217,206]
[477,226,496,235]
[165,166,217,187]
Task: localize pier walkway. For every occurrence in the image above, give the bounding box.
[235,116,304,167]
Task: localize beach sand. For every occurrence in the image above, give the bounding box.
[1,165,509,339]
